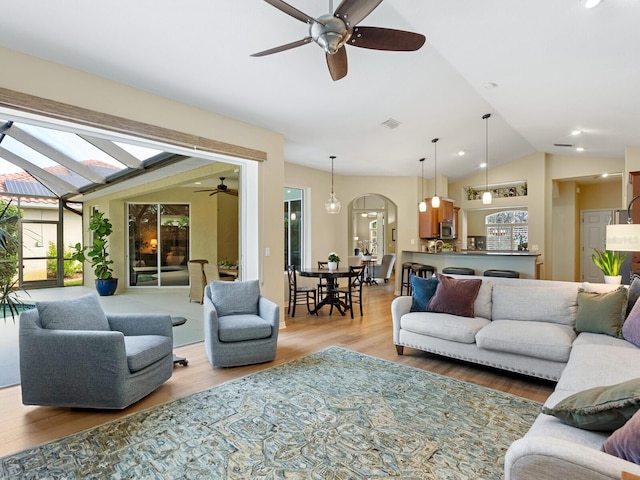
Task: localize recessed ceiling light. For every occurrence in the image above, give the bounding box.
[576,147,585,152]
[602,173,609,178]
[194,181,202,185]
[479,162,487,168]
[585,0,602,8]
[458,150,466,156]
[571,130,582,136]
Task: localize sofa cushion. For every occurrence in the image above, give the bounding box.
[475,320,576,362]
[401,312,490,344]
[575,287,626,338]
[427,274,482,318]
[491,284,578,326]
[602,409,640,463]
[218,314,272,342]
[123,335,173,373]
[623,296,640,348]
[409,275,438,312]
[542,378,640,431]
[209,280,260,317]
[37,293,110,331]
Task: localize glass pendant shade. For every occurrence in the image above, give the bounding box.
[431,195,440,208]
[419,200,427,212]
[482,191,492,204]
[325,155,341,214]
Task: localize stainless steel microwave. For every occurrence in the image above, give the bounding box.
[439,221,454,240]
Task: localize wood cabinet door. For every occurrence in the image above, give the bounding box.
[439,200,454,223]
[419,204,438,238]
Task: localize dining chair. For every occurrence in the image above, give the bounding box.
[287,265,317,317]
[332,265,365,318]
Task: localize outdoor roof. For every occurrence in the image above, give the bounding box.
[0,119,187,200]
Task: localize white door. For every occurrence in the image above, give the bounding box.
[581,209,611,282]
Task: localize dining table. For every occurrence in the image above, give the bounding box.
[298,268,356,315]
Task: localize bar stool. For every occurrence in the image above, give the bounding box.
[411,264,435,278]
[400,262,414,296]
[483,269,520,278]
[442,267,475,275]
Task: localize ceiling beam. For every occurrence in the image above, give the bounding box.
[0,147,78,196]
[78,135,143,169]
[6,125,107,184]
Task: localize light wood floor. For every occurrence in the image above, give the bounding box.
[0,280,554,457]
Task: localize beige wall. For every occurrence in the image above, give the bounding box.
[0,47,285,311]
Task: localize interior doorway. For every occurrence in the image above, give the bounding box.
[349,194,397,261]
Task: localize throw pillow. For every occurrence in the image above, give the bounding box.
[542,378,640,431]
[209,279,260,317]
[409,275,439,312]
[623,296,640,348]
[37,293,110,331]
[602,409,640,464]
[427,273,482,318]
[575,287,627,338]
[628,276,640,317]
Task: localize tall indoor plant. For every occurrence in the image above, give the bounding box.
[592,248,626,284]
[71,211,118,296]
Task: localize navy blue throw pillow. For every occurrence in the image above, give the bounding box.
[410,275,439,312]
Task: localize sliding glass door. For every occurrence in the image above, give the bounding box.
[128,203,190,287]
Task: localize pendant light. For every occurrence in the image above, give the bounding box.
[418,158,427,212]
[482,113,493,205]
[361,196,368,217]
[325,155,341,214]
[431,138,440,208]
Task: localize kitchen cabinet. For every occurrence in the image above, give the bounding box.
[419,198,455,239]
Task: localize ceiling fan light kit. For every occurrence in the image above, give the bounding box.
[253,0,426,81]
[325,155,341,214]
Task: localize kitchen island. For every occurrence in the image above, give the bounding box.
[402,250,542,279]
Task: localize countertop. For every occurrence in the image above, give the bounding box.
[404,250,540,257]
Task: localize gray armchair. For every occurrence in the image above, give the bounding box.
[370,253,396,283]
[204,280,279,367]
[19,293,173,409]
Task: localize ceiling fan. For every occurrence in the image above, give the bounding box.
[196,177,238,196]
[251,0,426,81]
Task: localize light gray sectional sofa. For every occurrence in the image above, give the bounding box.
[391,275,640,480]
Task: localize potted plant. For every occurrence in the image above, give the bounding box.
[71,211,118,296]
[592,248,626,284]
[327,252,340,271]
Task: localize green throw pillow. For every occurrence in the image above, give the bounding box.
[575,286,627,338]
[542,378,640,431]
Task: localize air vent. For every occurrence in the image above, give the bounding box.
[380,118,401,129]
[554,143,574,147]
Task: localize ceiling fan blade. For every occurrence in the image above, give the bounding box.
[263,0,315,24]
[195,189,216,193]
[326,47,348,81]
[348,26,426,51]
[227,190,239,196]
[251,37,313,57]
[334,0,383,27]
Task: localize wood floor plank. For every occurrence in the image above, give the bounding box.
[0,281,554,457]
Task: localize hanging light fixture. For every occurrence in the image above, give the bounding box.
[325,155,341,214]
[431,138,440,208]
[418,158,427,212]
[482,113,493,205]
[361,196,368,217]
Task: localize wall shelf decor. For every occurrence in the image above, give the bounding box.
[465,181,527,201]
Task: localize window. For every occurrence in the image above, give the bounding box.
[485,210,528,250]
[284,188,303,270]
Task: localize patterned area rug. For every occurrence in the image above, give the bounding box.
[0,347,541,479]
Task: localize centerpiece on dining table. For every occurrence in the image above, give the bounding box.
[327,252,340,271]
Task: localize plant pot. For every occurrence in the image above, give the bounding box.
[604,275,622,285]
[95,278,118,296]
[327,261,338,272]
[362,255,372,261]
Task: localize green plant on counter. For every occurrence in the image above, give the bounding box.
[592,248,626,276]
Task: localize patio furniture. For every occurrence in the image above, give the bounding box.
[204,280,279,367]
[19,293,173,409]
[188,260,208,303]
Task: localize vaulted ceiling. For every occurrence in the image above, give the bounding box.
[0,0,638,182]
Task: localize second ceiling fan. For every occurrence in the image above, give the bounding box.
[196,177,238,197]
[251,0,426,81]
